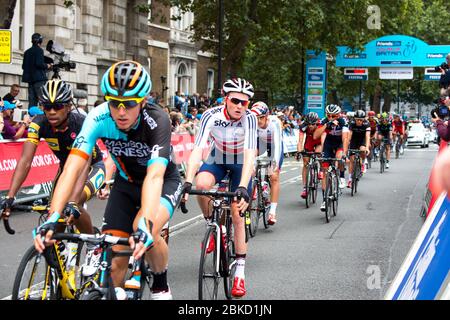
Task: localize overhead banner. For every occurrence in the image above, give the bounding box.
[336,35,450,67]
[304,51,327,119]
[379,67,414,80]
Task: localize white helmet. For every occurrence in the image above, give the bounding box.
[325,104,341,115]
[222,78,254,98]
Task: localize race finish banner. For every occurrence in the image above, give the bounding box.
[385,192,450,300]
[0,140,59,203]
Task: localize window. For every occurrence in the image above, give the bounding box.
[207,69,214,98]
[19,0,25,50]
[102,0,111,43]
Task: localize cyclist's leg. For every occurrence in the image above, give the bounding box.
[136,176,182,295]
[320,142,334,202]
[268,151,283,222]
[302,156,309,189]
[195,161,225,218]
[102,176,140,288]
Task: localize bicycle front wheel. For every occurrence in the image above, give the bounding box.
[248,184,259,238]
[324,174,332,223]
[198,226,220,300]
[12,245,59,300]
[332,173,339,217]
[262,179,272,229]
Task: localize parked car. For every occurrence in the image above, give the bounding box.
[406,123,429,148]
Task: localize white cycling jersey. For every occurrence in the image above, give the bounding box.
[195,105,258,154]
[257,115,283,165]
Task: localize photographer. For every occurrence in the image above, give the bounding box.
[436,53,450,97]
[431,95,450,142]
[22,33,52,107]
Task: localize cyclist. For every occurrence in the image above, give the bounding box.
[367,110,379,160]
[297,112,323,199]
[347,110,371,188]
[377,112,393,169]
[251,101,283,225]
[392,113,406,154]
[33,61,182,300]
[182,78,257,298]
[0,79,104,235]
[313,104,349,212]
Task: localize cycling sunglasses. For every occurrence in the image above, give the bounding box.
[327,114,339,119]
[228,97,250,107]
[105,96,144,109]
[41,103,67,111]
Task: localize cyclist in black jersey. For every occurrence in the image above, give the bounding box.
[33,61,182,300]
[1,80,104,235]
[347,110,371,188]
[377,112,393,169]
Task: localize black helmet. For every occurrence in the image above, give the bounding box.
[31,33,43,44]
[39,80,73,104]
[354,110,366,119]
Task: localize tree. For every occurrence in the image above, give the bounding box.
[0,0,17,29]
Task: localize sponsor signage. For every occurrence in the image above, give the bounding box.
[336,35,450,67]
[344,68,368,80]
[379,67,414,79]
[424,68,442,81]
[304,51,327,118]
[0,29,12,64]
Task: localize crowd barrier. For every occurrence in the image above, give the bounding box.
[386,140,450,300]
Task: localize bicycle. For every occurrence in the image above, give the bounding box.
[11,203,102,300]
[317,158,343,223]
[299,151,321,208]
[348,149,363,197]
[247,157,272,237]
[393,132,402,159]
[181,188,240,300]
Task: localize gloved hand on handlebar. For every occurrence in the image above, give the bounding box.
[234,186,250,214]
[130,216,154,260]
[0,196,14,215]
[33,212,61,253]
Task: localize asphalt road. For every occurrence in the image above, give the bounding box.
[0,144,437,300]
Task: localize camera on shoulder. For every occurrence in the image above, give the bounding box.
[434,62,449,73]
[431,104,449,120]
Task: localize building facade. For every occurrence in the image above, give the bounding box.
[0,0,217,109]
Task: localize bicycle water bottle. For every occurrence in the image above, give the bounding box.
[66,241,77,270]
[261,181,270,199]
[125,259,141,300]
[114,287,127,300]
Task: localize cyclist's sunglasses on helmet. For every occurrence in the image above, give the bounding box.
[41,102,68,111]
[105,96,144,109]
[228,97,250,107]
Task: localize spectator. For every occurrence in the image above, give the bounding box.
[72,98,88,116]
[174,91,183,112]
[1,100,30,140]
[28,106,44,119]
[438,53,450,97]
[200,93,210,108]
[170,111,182,132]
[190,93,200,109]
[3,84,21,104]
[22,33,52,107]
[432,95,450,141]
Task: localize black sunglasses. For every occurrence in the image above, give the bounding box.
[41,103,67,111]
[229,97,250,107]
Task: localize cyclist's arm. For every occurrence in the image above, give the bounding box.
[240,113,258,188]
[185,146,204,184]
[342,129,350,155]
[313,124,327,140]
[272,118,283,166]
[49,115,100,216]
[6,141,38,198]
[298,131,305,152]
[365,130,371,149]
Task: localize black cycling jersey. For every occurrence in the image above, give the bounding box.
[377,121,392,135]
[71,102,179,185]
[320,117,349,145]
[27,112,102,167]
[349,120,371,142]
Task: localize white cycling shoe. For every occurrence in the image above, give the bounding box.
[150,287,173,300]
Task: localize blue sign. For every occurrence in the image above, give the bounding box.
[337,35,450,67]
[385,193,450,300]
[304,51,327,118]
[344,75,368,81]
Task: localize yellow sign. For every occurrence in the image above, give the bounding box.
[0,30,12,64]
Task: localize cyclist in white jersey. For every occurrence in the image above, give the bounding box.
[182,78,257,298]
[251,101,283,225]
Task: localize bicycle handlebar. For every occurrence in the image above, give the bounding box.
[2,215,14,235]
[52,233,129,246]
[180,189,243,216]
